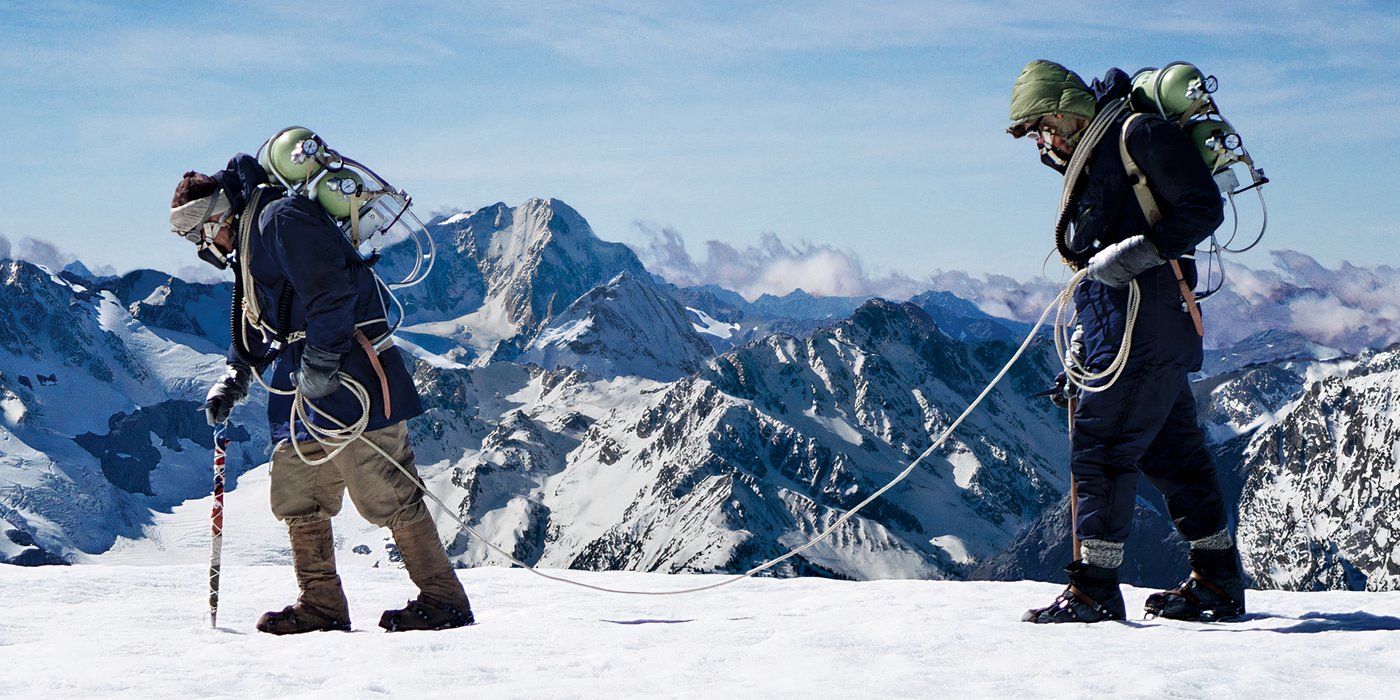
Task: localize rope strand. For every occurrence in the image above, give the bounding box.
[265,266,1130,595]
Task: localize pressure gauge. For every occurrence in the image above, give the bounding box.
[1223,133,1242,150]
[300,139,320,156]
[336,178,359,195]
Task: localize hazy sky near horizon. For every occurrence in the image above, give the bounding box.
[0,1,1396,285]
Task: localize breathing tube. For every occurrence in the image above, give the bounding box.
[1053,97,1132,268]
[229,274,294,371]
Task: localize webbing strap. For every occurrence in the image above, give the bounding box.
[1119,114,1162,227]
[1118,114,1205,337]
[354,329,392,420]
[349,193,363,247]
[238,188,275,337]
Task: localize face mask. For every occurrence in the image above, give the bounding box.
[197,243,231,270]
[1039,142,1069,173]
[194,218,234,269]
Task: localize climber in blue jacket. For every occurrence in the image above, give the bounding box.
[170,154,471,634]
[1006,60,1246,624]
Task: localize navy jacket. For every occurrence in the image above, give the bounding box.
[1069,69,1224,373]
[215,154,424,443]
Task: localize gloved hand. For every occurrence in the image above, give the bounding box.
[293,345,342,400]
[1086,234,1165,288]
[1050,372,1071,409]
[204,363,252,426]
[1052,325,1085,409]
[1066,324,1085,370]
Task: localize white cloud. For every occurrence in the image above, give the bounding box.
[635,224,1400,353]
[0,234,117,277]
[635,223,918,300]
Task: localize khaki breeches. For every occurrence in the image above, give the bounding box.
[269,421,428,529]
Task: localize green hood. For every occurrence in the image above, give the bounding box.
[1009,60,1096,127]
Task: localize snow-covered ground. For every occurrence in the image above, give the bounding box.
[2,563,1397,699]
[20,440,1398,697]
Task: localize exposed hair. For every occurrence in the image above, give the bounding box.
[171,171,220,208]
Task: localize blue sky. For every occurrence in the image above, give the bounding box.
[0,1,1396,285]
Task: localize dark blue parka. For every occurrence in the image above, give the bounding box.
[1066,70,1230,547]
[214,154,423,443]
[1070,69,1225,373]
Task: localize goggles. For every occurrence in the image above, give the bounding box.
[170,195,234,270]
[1008,115,1085,143]
[1007,116,1043,139]
[170,189,232,242]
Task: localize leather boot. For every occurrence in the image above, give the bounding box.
[1022,561,1127,624]
[256,520,351,634]
[379,517,474,632]
[1145,546,1247,621]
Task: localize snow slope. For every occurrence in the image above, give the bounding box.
[1,563,1396,698]
[0,260,267,563]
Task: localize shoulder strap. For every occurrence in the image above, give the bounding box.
[1119,113,1162,227]
[236,187,281,339]
[1119,114,1204,337]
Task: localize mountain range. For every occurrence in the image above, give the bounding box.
[1,197,1394,592]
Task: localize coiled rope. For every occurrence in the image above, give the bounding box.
[1055,275,1141,393]
[260,266,1136,595]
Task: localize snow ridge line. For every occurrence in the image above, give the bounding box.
[272,272,1076,596]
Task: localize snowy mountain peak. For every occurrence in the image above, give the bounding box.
[520,271,714,381]
[101,270,232,350]
[381,198,650,361]
[843,298,940,344]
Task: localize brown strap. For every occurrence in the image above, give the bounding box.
[1169,260,1205,337]
[1190,570,1231,599]
[1120,114,1205,338]
[354,329,392,420]
[1067,584,1112,617]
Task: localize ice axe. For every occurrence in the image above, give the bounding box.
[1067,396,1081,562]
[1036,380,1082,561]
[208,422,230,628]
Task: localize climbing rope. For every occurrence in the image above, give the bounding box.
[258,266,1136,596]
[1054,272,1141,394]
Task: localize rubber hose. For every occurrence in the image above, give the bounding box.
[229,273,291,371]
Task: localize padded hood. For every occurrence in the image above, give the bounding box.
[1009,60,1096,129]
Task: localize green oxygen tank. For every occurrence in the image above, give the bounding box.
[1130,62,1209,120]
[314,170,365,220]
[258,127,325,186]
[1185,118,1243,174]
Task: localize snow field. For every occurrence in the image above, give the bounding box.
[1,564,1397,699]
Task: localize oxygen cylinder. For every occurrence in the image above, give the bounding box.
[258,127,325,186]
[1130,63,1208,120]
[1184,118,1241,173]
[315,170,365,220]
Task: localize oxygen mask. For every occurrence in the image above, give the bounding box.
[1020,116,1080,174]
[170,192,234,269]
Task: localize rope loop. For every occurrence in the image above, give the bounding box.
[264,262,1138,595]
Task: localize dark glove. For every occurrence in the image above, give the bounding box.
[293,345,342,400]
[1051,325,1085,410]
[204,363,252,426]
[1050,372,1071,409]
[1086,234,1165,288]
